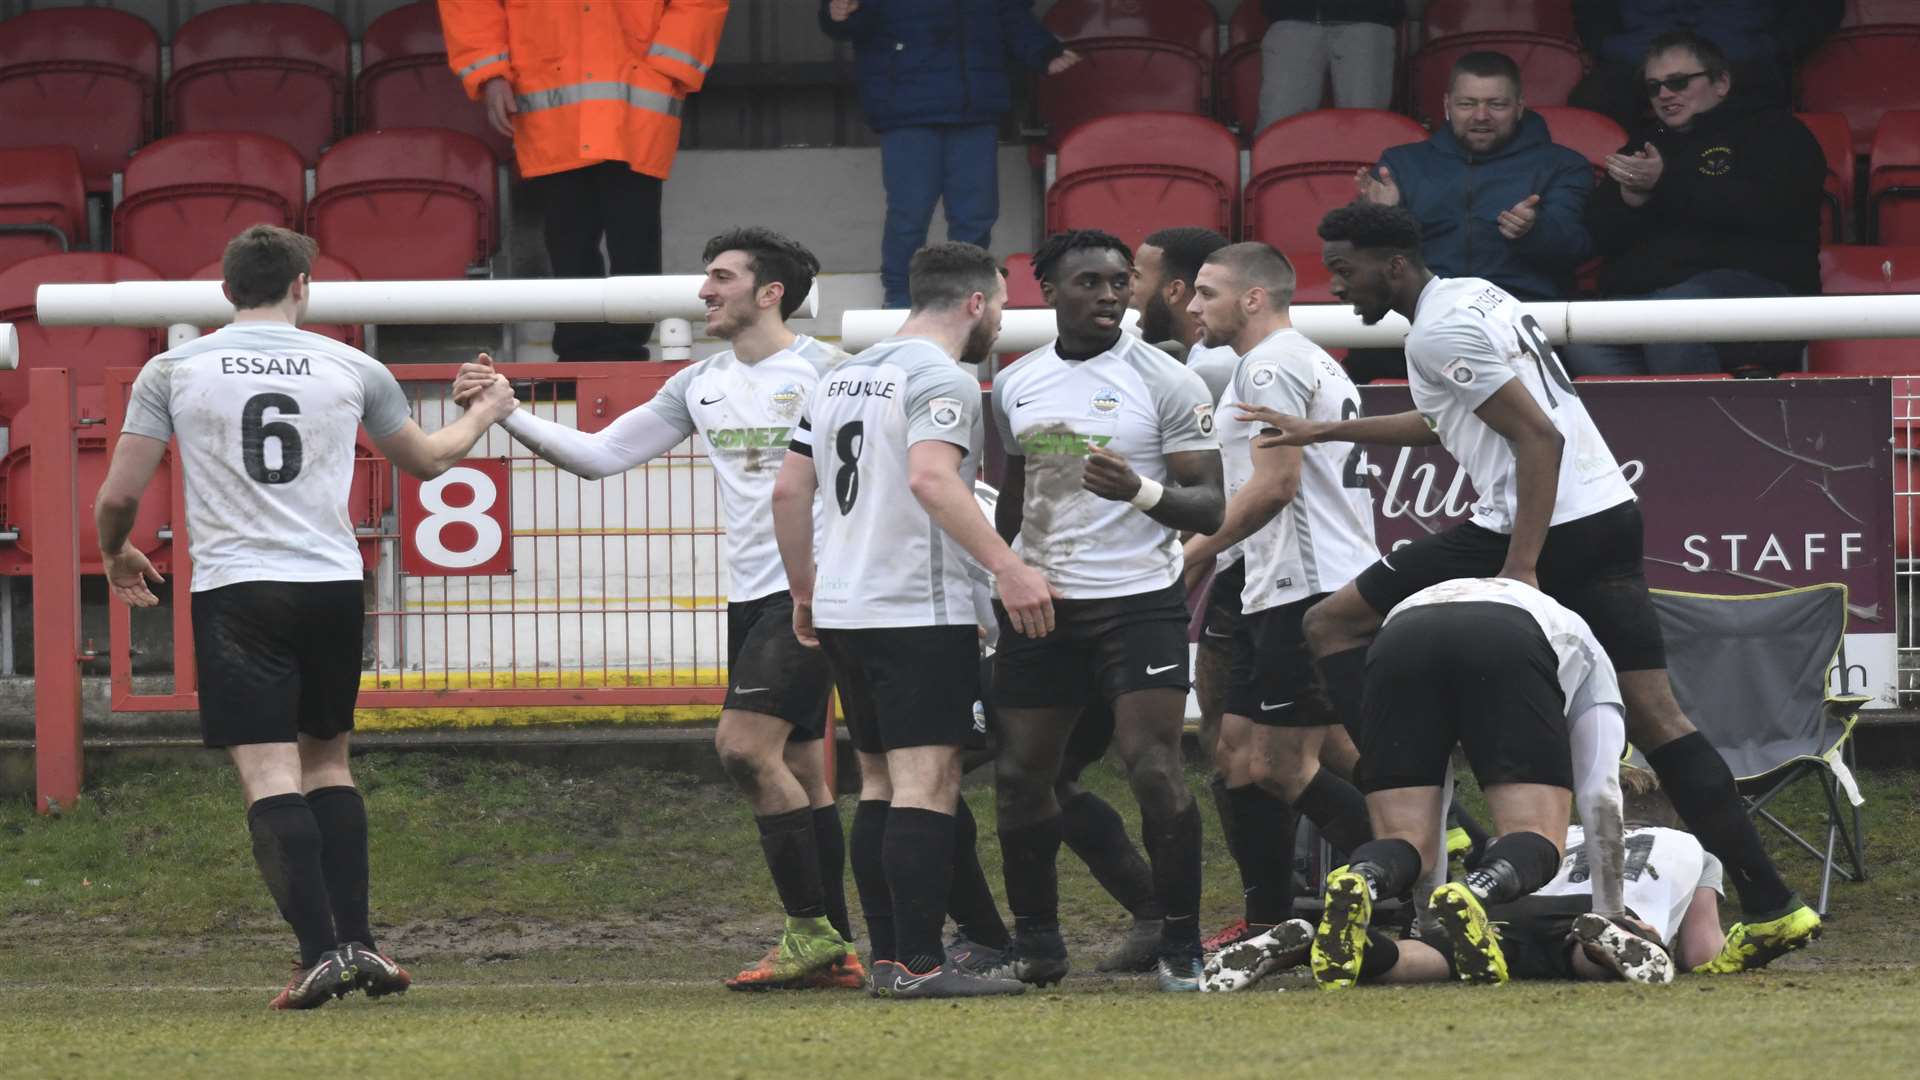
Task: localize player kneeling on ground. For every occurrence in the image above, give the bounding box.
[97,225,519,1009]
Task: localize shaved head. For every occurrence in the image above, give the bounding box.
[1203,242,1296,308]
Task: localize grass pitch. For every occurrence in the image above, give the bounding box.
[2,754,1917,1078]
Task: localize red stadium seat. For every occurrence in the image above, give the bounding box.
[188,254,365,349]
[113,134,307,280]
[1841,0,1920,27]
[0,252,164,422]
[1797,112,1859,243]
[1420,0,1577,43]
[1869,110,1920,243]
[1800,27,1920,155]
[1531,106,1626,180]
[308,129,498,279]
[1002,253,1047,309]
[0,148,88,273]
[1038,0,1218,143]
[1244,109,1427,252]
[358,1,514,161]
[1808,245,1920,374]
[166,3,351,164]
[1408,33,1587,128]
[1045,113,1239,252]
[1216,0,1271,134]
[0,9,158,192]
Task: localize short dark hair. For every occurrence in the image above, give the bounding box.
[1448,50,1523,96]
[1645,29,1730,81]
[701,226,820,320]
[1317,202,1425,262]
[1204,242,1296,306]
[1141,227,1229,291]
[1031,228,1133,284]
[222,225,317,309]
[909,241,1001,312]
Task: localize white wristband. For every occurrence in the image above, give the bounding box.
[1129,476,1165,511]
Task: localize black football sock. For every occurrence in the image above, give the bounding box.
[946,796,1011,948]
[1464,831,1562,905]
[247,793,338,967]
[998,816,1064,936]
[1208,771,1238,859]
[755,807,827,920]
[1227,784,1297,926]
[812,804,853,942]
[305,785,374,951]
[1358,927,1402,981]
[1143,802,1204,951]
[1647,732,1796,916]
[1061,790,1162,920]
[850,799,894,961]
[1345,837,1422,901]
[1317,646,1369,739]
[1291,767,1374,857]
[884,807,958,973]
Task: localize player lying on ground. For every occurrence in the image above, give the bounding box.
[99,225,518,1009]
[456,228,865,991]
[1307,576,1627,990]
[987,229,1226,991]
[1240,201,1822,972]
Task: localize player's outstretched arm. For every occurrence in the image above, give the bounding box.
[1183,441,1301,570]
[95,431,169,608]
[1571,701,1628,920]
[907,441,1058,638]
[1241,405,1440,449]
[1471,381,1565,587]
[770,450,821,646]
[454,355,689,480]
[1083,445,1224,535]
[376,373,519,481]
[1674,883,1726,972]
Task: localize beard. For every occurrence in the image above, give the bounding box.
[1138,293,1173,344]
[960,318,999,365]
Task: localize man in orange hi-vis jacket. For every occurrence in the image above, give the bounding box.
[440,0,730,360]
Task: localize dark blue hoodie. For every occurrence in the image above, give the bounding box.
[819,0,1064,132]
[1377,110,1595,301]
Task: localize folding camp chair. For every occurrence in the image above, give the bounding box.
[1646,584,1869,915]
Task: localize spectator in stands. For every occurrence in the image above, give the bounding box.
[1562,30,1825,377]
[440,0,728,361]
[821,0,1079,310]
[1258,1,1403,132]
[1570,0,1842,130]
[1356,51,1594,303]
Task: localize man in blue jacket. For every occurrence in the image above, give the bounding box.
[1356,51,1594,303]
[822,0,1079,309]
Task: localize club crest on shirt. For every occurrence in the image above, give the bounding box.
[1090,387,1122,414]
[1193,402,1215,436]
[929,396,962,428]
[769,382,803,417]
[1444,359,1475,385]
[1249,364,1277,389]
[1698,145,1733,176]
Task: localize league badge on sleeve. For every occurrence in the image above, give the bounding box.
[929,397,962,428]
[1193,402,1215,436]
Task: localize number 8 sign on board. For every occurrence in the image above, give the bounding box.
[398,459,514,576]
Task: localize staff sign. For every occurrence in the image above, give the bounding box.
[398,459,513,576]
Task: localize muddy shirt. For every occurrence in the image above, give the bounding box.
[644,336,842,602]
[790,337,984,629]
[1405,276,1633,533]
[122,321,411,591]
[1538,825,1724,945]
[994,333,1219,599]
[1217,329,1378,614]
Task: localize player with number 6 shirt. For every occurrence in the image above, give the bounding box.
[96,225,520,1009]
[1235,202,1823,973]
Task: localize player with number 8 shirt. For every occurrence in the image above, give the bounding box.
[1237,202,1824,972]
[96,225,520,1009]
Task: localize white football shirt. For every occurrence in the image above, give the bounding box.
[1385,576,1623,717]
[993,333,1219,599]
[1404,276,1633,533]
[642,336,842,602]
[1217,329,1378,613]
[122,321,412,591]
[790,337,984,629]
[1538,825,1725,945]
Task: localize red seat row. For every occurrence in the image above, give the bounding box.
[0,2,506,191]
